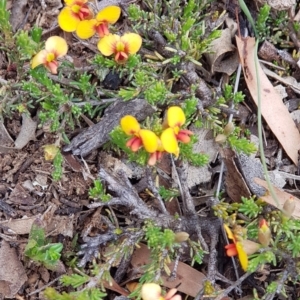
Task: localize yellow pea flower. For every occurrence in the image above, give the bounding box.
[98,33,142,64]
[76,6,121,39]
[58,0,93,33]
[31,36,68,74]
[224,224,260,271]
[161,106,193,157]
[120,115,161,165]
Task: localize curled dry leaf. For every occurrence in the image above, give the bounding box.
[205,28,239,75]
[236,36,300,165]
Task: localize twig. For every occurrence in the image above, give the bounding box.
[27,276,63,295]
[146,167,168,214]
[214,272,253,300]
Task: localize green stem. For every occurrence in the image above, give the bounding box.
[239,0,279,207]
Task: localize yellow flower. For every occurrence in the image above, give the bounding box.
[224,224,260,271]
[58,0,93,33]
[161,106,193,157]
[43,144,59,161]
[76,6,121,39]
[120,115,161,165]
[98,33,142,63]
[31,36,68,74]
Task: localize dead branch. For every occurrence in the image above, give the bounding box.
[63,98,155,156]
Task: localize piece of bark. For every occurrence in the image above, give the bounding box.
[64,98,155,156]
[9,0,28,32]
[180,62,214,107]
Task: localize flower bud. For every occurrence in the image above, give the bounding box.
[215,134,227,144]
[258,219,271,247]
[224,122,235,136]
[174,231,189,243]
[282,197,295,218]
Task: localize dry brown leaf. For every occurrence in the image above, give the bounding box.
[0,241,28,298]
[131,244,205,297]
[14,113,37,149]
[42,204,74,237]
[254,177,300,218]
[0,216,38,235]
[236,36,300,165]
[8,183,36,205]
[205,28,239,75]
[220,148,251,202]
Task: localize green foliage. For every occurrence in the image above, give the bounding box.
[0,0,13,46]
[287,235,300,257]
[16,29,41,60]
[182,96,198,121]
[212,200,231,219]
[144,81,168,105]
[144,223,176,250]
[52,150,63,181]
[179,135,210,166]
[266,281,278,294]
[158,186,179,201]
[24,220,63,270]
[238,196,263,218]
[127,3,149,22]
[70,73,96,96]
[89,179,111,202]
[44,287,106,300]
[218,84,245,105]
[60,274,89,288]
[247,251,276,272]
[130,223,181,298]
[256,4,271,40]
[189,240,205,265]
[227,135,257,155]
[118,87,140,101]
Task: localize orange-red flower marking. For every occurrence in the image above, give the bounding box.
[224,224,260,271]
[98,33,142,64]
[76,6,121,39]
[120,115,160,166]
